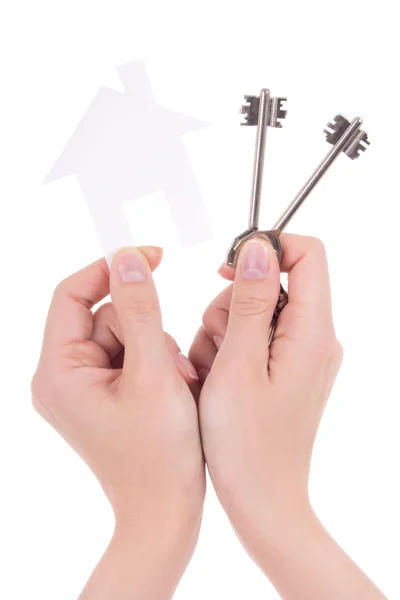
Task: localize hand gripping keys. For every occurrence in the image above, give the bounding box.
[227,91,370,345]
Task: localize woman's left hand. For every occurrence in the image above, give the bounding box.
[32,246,205,600]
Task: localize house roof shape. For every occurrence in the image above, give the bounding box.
[44,60,210,184]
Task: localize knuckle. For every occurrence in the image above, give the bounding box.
[202,305,224,334]
[95,302,117,328]
[104,304,122,338]
[334,339,344,366]
[121,298,159,323]
[307,236,326,256]
[60,340,104,368]
[323,335,340,360]
[31,365,66,415]
[53,277,68,299]
[308,331,342,366]
[98,301,114,317]
[233,294,273,318]
[31,371,42,400]
[120,366,171,399]
[202,306,213,329]
[53,272,75,296]
[30,372,46,414]
[53,277,92,309]
[31,394,43,415]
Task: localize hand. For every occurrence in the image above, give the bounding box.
[190,235,340,523]
[190,235,386,599]
[32,246,204,600]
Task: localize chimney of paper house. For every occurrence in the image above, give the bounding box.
[117,61,156,105]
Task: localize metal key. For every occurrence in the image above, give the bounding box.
[266,114,370,342]
[272,114,370,234]
[227,110,370,344]
[226,88,287,267]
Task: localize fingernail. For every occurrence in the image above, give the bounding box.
[241,239,269,279]
[213,335,224,350]
[117,250,147,283]
[178,353,199,380]
[198,368,210,384]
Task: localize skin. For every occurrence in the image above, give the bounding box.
[189,234,386,599]
[31,246,205,600]
[31,237,387,599]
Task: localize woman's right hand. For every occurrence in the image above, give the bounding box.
[190,234,386,599]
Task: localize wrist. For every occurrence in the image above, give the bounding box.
[80,525,189,600]
[234,502,388,600]
[231,491,317,565]
[113,526,186,592]
[113,501,203,580]
[239,502,334,579]
[114,507,203,557]
[107,478,205,561]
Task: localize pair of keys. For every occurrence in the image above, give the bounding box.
[227,89,370,344]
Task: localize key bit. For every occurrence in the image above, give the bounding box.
[324,114,353,144]
[240,95,261,126]
[343,129,370,160]
[227,88,287,268]
[324,114,370,160]
[269,97,288,128]
[227,108,370,346]
[273,115,370,233]
[241,95,287,128]
[265,114,370,344]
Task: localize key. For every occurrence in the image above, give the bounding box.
[271,114,370,234]
[226,112,370,344]
[265,114,370,343]
[226,89,287,267]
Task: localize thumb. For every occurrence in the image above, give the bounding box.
[110,247,168,379]
[139,245,163,272]
[225,238,281,366]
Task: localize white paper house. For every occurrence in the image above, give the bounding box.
[44,60,212,264]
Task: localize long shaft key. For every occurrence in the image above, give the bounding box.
[226,88,287,267]
[227,110,370,344]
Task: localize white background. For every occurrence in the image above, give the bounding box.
[0,1,399,598]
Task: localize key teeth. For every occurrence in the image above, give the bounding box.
[324,113,370,159]
[240,95,260,126]
[324,114,351,145]
[345,131,371,160]
[240,93,287,126]
[269,97,288,128]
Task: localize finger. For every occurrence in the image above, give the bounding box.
[92,305,197,383]
[45,246,164,351]
[90,245,163,359]
[202,284,233,350]
[189,326,218,400]
[221,235,331,314]
[279,234,332,325]
[164,333,199,384]
[44,258,110,348]
[92,302,123,360]
[138,246,163,271]
[218,263,235,281]
[225,238,280,366]
[111,348,125,370]
[110,247,169,379]
[220,234,333,333]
